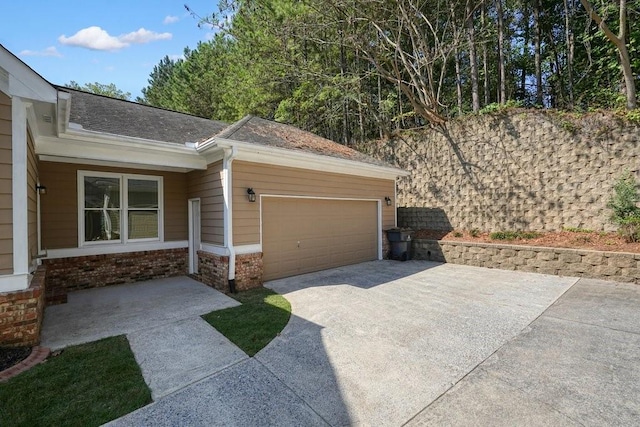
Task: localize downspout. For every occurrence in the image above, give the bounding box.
[223,146,238,293]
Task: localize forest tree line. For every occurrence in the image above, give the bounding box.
[136,0,640,145]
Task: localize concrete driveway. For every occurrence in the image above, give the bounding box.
[107,260,640,426]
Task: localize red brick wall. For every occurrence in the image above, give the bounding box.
[197,251,263,292]
[0,266,46,347]
[197,251,229,292]
[235,253,263,291]
[43,249,188,301]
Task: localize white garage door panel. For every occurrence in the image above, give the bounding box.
[262,198,378,280]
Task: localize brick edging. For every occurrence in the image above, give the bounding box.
[0,346,50,382]
[412,239,640,284]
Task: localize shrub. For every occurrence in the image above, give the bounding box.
[563,226,593,233]
[608,171,640,242]
[490,231,541,240]
[453,231,463,237]
[470,228,480,238]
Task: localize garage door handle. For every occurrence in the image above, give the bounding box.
[297,241,300,248]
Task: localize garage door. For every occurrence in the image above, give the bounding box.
[262,198,378,280]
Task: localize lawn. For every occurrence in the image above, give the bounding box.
[0,335,151,427]
[203,287,291,356]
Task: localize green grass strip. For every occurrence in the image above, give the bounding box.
[203,287,291,357]
[0,335,151,427]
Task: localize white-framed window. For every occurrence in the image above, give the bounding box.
[78,171,164,246]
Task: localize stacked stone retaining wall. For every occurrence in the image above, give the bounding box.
[365,110,640,232]
[413,239,640,284]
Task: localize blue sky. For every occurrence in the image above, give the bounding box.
[0,1,219,99]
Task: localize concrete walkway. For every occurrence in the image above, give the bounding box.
[40,276,246,400]
[43,263,640,425]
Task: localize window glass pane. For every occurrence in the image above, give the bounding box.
[128,179,158,208]
[84,209,121,241]
[84,177,120,208]
[128,211,158,239]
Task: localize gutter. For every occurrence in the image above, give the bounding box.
[223,146,238,293]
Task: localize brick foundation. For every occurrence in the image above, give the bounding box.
[234,253,263,291]
[197,250,263,293]
[413,239,640,284]
[0,266,47,347]
[43,248,188,304]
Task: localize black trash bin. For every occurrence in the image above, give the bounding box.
[386,228,413,261]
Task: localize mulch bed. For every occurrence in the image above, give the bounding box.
[0,347,32,372]
[413,229,640,254]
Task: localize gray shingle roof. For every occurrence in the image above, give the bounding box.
[61,89,394,169]
[61,87,228,145]
[216,115,390,167]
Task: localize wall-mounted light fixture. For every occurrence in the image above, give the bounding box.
[247,188,256,203]
[385,196,392,206]
[36,184,47,195]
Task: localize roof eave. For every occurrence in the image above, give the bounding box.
[213,138,409,179]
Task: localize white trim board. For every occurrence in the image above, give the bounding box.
[44,240,188,259]
[0,274,31,293]
[12,97,29,285]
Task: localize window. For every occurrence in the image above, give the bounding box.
[79,171,163,245]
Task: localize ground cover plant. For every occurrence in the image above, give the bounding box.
[608,171,640,242]
[0,336,151,427]
[203,287,291,357]
[489,231,541,240]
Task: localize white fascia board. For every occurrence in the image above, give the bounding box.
[63,127,201,154]
[0,48,57,102]
[213,138,409,179]
[38,155,194,173]
[56,91,71,136]
[37,135,207,171]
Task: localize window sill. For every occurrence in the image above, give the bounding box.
[44,241,188,259]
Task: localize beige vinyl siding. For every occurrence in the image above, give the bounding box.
[40,162,188,249]
[232,161,396,246]
[0,92,12,274]
[27,130,37,266]
[187,160,224,245]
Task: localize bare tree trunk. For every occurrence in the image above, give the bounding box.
[482,1,490,106]
[455,46,463,114]
[564,0,575,108]
[534,0,543,105]
[520,2,530,100]
[495,0,506,103]
[467,1,480,112]
[580,0,636,109]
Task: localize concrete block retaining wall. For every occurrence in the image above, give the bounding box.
[364,110,640,232]
[413,239,640,284]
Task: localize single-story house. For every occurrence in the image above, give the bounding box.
[0,44,407,346]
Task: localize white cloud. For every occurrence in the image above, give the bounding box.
[105,65,115,72]
[58,26,172,51]
[163,15,179,24]
[168,54,184,61]
[19,46,62,57]
[119,28,172,44]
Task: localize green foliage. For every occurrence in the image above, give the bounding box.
[563,227,593,233]
[203,287,291,356]
[144,0,640,141]
[608,171,640,242]
[0,336,151,426]
[477,100,523,115]
[453,231,463,237]
[489,231,541,240]
[469,228,480,238]
[66,81,131,100]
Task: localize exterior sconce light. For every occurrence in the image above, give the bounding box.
[247,188,256,203]
[36,184,47,195]
[385,196,392,206]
